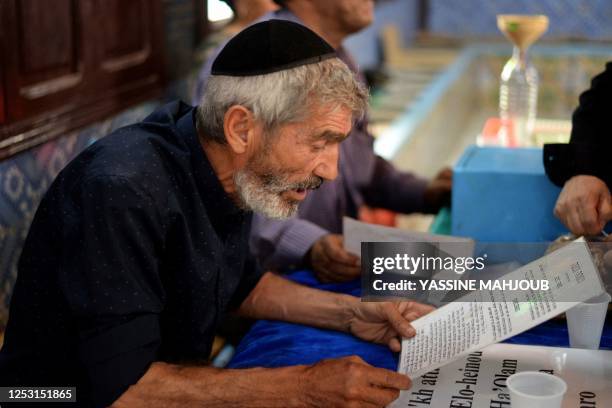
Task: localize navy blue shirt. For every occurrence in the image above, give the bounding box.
[0,101,263,407]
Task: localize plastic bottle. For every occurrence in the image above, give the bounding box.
[499,46,538,146]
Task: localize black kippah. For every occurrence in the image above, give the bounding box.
[211,19,336,76]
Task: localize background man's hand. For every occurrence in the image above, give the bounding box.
[423,167,453,213]
[309,234,360,283]
[348,301,435,352]
[299,355,411,408]
[554,175,612,235]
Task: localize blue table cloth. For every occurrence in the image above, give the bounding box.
[228,270,612,370]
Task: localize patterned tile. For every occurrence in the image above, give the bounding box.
[0,103,158,327]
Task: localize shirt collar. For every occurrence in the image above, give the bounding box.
[176,105,244,217]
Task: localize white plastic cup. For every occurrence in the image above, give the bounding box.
[507,371,567,408]
[566,292,611,350]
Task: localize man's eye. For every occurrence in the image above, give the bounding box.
[311,143,326,152]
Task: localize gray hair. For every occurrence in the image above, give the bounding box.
[196,57,368,144]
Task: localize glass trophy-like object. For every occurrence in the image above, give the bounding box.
[497,15,549,147]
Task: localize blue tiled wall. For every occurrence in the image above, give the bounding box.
[428,0,612,40]
[0,0,200,326]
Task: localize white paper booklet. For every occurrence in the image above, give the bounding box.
[390,343,612,408]
[396,238,605,380]
[343,217,474,258]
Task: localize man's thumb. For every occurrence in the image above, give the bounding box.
[598,193,612,225]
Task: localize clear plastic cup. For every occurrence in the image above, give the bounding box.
[507,371,567,408]
[566,292,611,350]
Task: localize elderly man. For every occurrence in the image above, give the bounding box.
[195,0,452,283]
[0,21,432,407]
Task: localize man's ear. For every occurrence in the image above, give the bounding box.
[223,105,255,154]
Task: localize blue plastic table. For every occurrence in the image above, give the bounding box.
[228,270,612,370]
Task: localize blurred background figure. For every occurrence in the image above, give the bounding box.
[219,0,278,36]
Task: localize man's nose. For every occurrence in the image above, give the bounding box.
[314,144,339,181]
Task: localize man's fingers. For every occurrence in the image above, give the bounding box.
[327,246,360,266]
[553,198,566,222]
[565,207,583,235]
[578,205,603,235]
[415,301,436,315]
[403,312,420,322]
[403,301,435,317]
[359,386,402,407]
[383,303,415,338]
[555,176,611,236]
[397,302,433,337]
[598,194,612,226]
[401,307,433,326]
[325,249,360,268]
[316,269,336,284]
[397,302,410,314]
[325,235,360,266]
[366,366,412,390]
[313,236,361,282]
[388,337,401,352]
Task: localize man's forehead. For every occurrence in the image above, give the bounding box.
[307,106,352,137]
[270,106,352,142]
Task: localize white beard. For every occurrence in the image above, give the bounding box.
[233,168,300,219]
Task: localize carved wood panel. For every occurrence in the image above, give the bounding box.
[0,0,165,159]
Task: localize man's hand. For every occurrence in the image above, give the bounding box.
[309,234,360,283]
[114,357,410,408]
[239,274,434,353]
[348,301,435,352]
[298,355,411,408]
[423,167,452,213]
[554,175,612,235]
